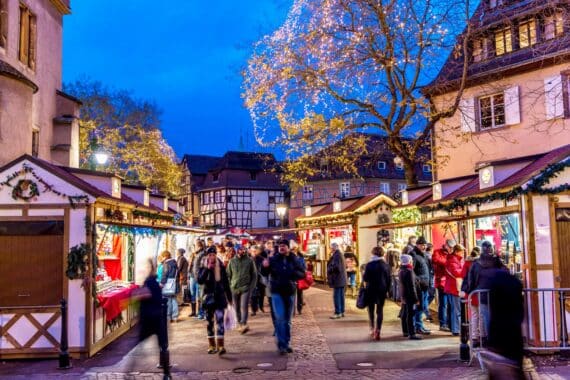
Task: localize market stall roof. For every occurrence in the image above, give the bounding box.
[361,215,464,230]
[420,144,570,209]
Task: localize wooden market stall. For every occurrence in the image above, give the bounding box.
[0,155,201,359]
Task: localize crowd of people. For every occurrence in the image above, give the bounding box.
[135,233,523,374]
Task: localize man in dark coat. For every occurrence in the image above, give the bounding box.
[399,254,422,340]
[176,248,189,306]
[327,243,347,319]
[363,246,392,340]
[410,236,431,334]
[261,239,306,355]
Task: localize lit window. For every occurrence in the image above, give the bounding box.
[478,93,505,130]
[380,183,390,194]
[340,182,350,198]
[495,27,512,56]
[544,12,564,40]
[518,20,536,49]
[214,191,222,203]
[302,185,313,201]
[472,39,489,62]
[18,4,36,70]
[378,161,387,170]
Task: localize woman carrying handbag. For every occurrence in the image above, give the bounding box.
[362,247,391,341]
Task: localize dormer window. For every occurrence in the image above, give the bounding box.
[518,20,537,49]
[489,0,503,9]
[212,173,219,183]
[472,38,489,62]
[423,164,432,173]
[378,161,387,170]
[395,161,404,171]
[495,27,512,56]
[544,12,564,40]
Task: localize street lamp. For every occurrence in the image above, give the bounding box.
[276,203,287,228]
[94,151,109,165]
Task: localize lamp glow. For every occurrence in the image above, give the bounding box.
[94,152,109,165]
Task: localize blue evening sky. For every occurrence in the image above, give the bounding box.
[63,1,291,159]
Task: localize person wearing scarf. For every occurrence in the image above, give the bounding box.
[198,247,232,355]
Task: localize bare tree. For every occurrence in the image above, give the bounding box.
[243,0,476,187]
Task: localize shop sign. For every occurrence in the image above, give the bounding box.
[555,208,570,222]
[451,206,466,216]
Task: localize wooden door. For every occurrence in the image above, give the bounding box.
[0,221,64,307]
[556,219,570,288]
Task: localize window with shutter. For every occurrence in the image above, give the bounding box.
[544,12,564,40]
[544,75,564,120]
[18,5,36,70]
[478,93,505,130]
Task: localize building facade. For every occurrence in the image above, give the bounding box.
[0,0,79,167]
[182,151,286,229]
[289,134,432,222]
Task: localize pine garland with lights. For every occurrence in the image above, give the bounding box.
[0,164,89,208]
[132,209,173,222]
[419,160,570,213]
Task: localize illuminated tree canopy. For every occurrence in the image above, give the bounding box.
[243,0,475,186]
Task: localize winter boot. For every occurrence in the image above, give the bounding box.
[188,302,197,317]
[217,337,226,355]
[207,337,217,354]
[374,329,381,341]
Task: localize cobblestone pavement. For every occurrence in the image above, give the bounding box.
[1,287,569,379]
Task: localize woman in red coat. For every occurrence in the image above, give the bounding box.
[444,244,465,336]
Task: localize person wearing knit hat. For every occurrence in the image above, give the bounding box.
[398,254,422,340]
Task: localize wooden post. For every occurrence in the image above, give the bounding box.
[58,298,72,369]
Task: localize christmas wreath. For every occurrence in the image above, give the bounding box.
[12,179,39,201]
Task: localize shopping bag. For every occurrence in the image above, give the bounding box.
[162,278,176,296]
[356,285,368,309]
[224,305,238,331]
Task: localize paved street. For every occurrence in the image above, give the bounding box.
[1,287,569,379]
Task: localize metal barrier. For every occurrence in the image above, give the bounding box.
[465,288,570,355]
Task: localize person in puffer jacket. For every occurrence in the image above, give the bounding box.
[444,244,465,336]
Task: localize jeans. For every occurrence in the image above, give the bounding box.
[251,284,266,313]
[232,290,251,325]
[401,303,415,336]
[272,293,295,350]
[188,276,199,303]
[166,295,179,321]
[367,297,386,331]
[333,287,345,315]
[437,288,449,328]
[480,303,490,338]
[206,308,225,337]
[390,275,400,301]
[449,294,461,334]
[414,289,429,330]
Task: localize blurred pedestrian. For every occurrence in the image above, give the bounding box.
[444,244,465,336]
[191,241,208,320]
[363,247,391,341]
[198,251,232,355]
[261,239,305,355]
[227,245,257,334]
[291,242,307,314]
[327,242,347,319]
[399,254,422,340]
[251,245,268,315]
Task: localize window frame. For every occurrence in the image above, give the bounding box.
[494,27,513,56]
[302,185,314,201]
[518,19,537,49]
[379,182,390,194]
[212,173,219,183]
[478,92,506,130]
[377,161,387,170]
[31,129,39,157]
[249,171,257,182]
[544,12,565,41]
[18,4,36,70]
[395,161,404,171]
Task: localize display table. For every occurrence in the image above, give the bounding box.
[96,283,138,323]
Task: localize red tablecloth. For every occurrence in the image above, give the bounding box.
[96,284,138,322]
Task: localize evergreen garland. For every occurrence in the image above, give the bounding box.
[419,160,570,213]
[66,244,90,280]
[132,209,173,222]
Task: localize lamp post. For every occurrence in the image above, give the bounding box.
[276,203,287,230]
